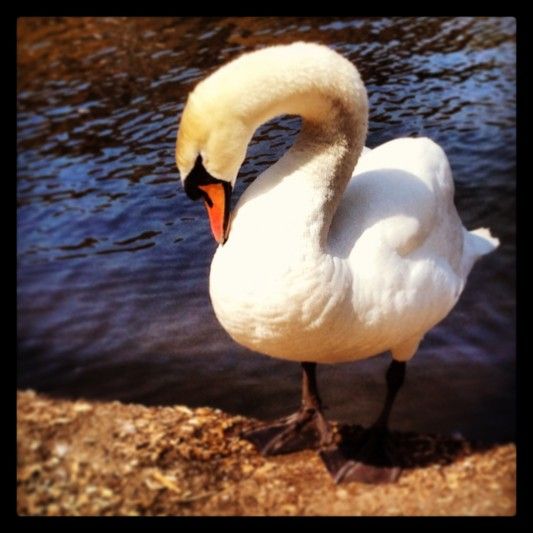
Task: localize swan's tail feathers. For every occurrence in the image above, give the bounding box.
[468,227,500,257]
[461,227,499,278]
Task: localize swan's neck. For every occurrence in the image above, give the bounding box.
[273,110,363,251]
[197,43,368,253]
[240,76,366,253]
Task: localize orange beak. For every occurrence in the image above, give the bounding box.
[197,182,231,245]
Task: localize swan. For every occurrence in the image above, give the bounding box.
[175,42,499,484]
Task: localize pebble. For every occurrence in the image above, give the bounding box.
[241,464,254,475]
[101,488,114,498]
[54,442,69,457]
[73,403,93,413]
[119,421,136,435]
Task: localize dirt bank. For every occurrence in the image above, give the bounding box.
[17,390,515,516]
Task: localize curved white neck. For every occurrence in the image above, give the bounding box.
[250,109,364,253]
[197,43,368,253]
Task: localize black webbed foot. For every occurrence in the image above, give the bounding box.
[243,407,334,455]
[320,426,402,484]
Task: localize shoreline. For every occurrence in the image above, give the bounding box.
[17,389,515,516]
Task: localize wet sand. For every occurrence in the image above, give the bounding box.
[17,390,515,516]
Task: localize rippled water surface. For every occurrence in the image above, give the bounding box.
[17,17,515,442]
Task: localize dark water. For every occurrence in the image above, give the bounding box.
[17,17,516,442]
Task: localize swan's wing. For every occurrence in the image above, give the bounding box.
[329,137,471,344]
[329,137,460,265]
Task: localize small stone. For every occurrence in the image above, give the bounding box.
[54,442,69,457]
[118,420,136,435]
[241,464,254,475]
[53,417,72,425]
[73,403,92,413]
[101,488,113,498]
[174,406,193,416]
[46,457,60,467]
[47,503,61,515]
[187,418,202,428]
[280,503,297,514]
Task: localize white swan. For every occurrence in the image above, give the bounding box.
[176,42,499,484]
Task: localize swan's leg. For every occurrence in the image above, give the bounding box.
[320,360,406,484]
[242,362,335,455]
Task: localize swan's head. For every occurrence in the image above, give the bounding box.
[176,41,367,245]
[176,88,252,245]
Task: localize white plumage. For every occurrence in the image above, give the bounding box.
[177,42,499,367]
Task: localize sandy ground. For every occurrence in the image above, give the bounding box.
[17,390,515,516]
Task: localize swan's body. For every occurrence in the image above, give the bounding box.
[211,135,497,363]
[176,42,498,482]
